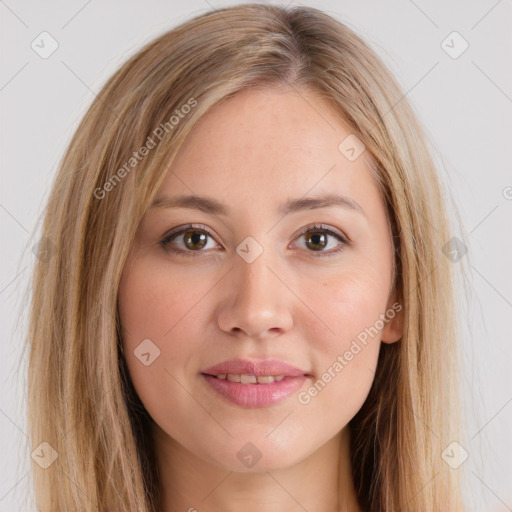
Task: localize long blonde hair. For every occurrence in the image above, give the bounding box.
[23,3,465,510]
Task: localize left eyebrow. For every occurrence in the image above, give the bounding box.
[150,193,365,218]
[277,193,365,217]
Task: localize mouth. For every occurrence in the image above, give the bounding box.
[201,358,310,378]
[200,358,311,408]
[202,373,287,384]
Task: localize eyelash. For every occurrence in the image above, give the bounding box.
[159,223,349,258]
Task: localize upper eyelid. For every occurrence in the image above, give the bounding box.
[161,223,217,243]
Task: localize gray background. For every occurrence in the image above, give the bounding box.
[1,0,511,510]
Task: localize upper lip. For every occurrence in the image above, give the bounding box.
[202,358,309,377]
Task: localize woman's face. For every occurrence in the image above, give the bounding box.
[118,86,402,471]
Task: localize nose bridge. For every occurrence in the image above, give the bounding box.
[237,250,273,304]
[217,242,293,338]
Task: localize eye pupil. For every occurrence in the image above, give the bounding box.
[305,231,327,251]
[184,230,207,249]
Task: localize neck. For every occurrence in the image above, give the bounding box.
[153,425,362,512]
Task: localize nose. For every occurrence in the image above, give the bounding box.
[216,250,294,340]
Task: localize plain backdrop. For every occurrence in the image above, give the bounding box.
[1,1,511,510]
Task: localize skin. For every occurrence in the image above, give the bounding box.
[118,86,403,512]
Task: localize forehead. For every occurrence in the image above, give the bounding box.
[160,86,383,217]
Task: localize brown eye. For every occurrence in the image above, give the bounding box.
[293,224,348,256]
[304,230,328,251]
[182,229,208,250]
[160,224,219,256]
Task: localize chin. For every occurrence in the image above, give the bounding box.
[200,437,310,473]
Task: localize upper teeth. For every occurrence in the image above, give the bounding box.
[216,374,285,384]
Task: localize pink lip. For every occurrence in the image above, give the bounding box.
[202,358,308,377]
[201,358,310,408]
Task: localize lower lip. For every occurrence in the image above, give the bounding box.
[202,374,308,408]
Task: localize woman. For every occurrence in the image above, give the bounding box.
[25,3,465,511]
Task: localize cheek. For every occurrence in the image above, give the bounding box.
[118,252,208,343]
[303,263,391,352]
[293,268,389,423]
[117,255,207,407]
